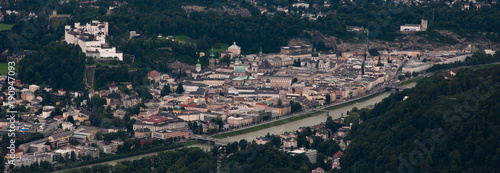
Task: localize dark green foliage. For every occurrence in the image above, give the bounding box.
[325,116,342,132]
[341,66,500,172]
[176,83,185,94]
[215,116,224,130]
[188,121,204,135]
[161,84,171,96]
[221,54,231,66]
[221,143,311,173]
[18,42,85,91]
[93,65,131,89]
[293,58,301,67]
[427,50,500,72]
[50,146,213,173]
[290,101,302,113]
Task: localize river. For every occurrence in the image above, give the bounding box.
[223,91,394,142]
[55,89,398,172]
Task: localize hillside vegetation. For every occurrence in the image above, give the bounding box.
[340,66,500,172]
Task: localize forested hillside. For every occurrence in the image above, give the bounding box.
[340,65,500,172]
[220,143,312,173]
[17,42,86,91]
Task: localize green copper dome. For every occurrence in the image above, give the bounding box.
[174,105,181,110]
[232,76,245,81]
[196,59,201,67]
[235,65,245,73]
[209,47,215,58]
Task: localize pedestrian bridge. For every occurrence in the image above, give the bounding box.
[192,136,229,146]
[385,84,410,92]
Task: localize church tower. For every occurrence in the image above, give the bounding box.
[235,57,240,66]
[312,48,319,61]
[258,47,263,65]
[251,56,259,79]
[209,48,215,70]
[195,58,201,72]
[252,56,258,73]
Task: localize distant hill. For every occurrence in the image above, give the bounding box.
[340,65,500,172]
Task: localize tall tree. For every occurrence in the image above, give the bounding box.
[161,84,171,96]
[176,83,184,94]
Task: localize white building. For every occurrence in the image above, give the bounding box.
[227,42,241,55]
[65,20,123,61]
[485,49,496,55]
[62,122,74,131]
[293,3,310,8]
[400,19,428,32]
[402,61,432,73]
[41,106,55,119]
[29,85,40,92]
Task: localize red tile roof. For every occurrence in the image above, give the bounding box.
[179,104,197,108]
[148,70,161,78]
[333,150,343,158]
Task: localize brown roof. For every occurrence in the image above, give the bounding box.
[148,70,161,78]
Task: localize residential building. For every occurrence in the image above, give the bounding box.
[151,128,189,140]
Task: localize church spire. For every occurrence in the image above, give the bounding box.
[210,47,215,59]
[195,58,201,72]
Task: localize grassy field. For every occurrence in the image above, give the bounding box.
[96,63,119,67]
[181,141,200,146]
[174,34,196,45]
[213,43,230,54]
[212,111,324,139]
[466,64,500,71]
[401,76,424,85]
[0,63,8,75]
[85,67,95,89]
[0,23,14,31]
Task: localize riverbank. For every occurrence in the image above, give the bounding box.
[213,111,324,139]
[223,92,394,142]
[324,91,382,111]
[401,76,424,85]
[213,90,385,139]
[53,141,201,172]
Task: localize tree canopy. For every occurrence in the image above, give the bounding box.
[18,42,86,91]
[340,65,500,172]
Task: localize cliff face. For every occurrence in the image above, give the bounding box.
[181,5,251,17]
[289,30,500,53]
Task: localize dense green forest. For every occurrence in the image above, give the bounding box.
[17,42,86,90]
[220,143,312,173]
[426,50,500,72]
[340,65,500,172]
[12,147,215,173]
[2,0,500,54]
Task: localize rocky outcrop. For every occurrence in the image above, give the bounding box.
[181,5,251,17]
[290,30,500,53]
